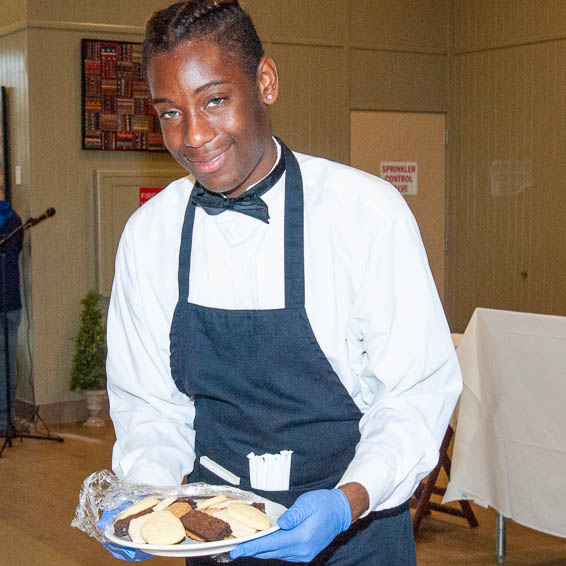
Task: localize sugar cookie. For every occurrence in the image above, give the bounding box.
[196,495,227,510]
[227,502,270,531]
[166,501,192,519]
[210,498,247,510]
[114,508,153,537]
[209,508,257,538]
[128,513,154,543]
[153,496,177,512]
[116,496,160,520]
[140,511,186,545]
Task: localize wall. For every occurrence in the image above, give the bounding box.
[446,0,566,331]
[1,0,27,28]
[0,0,449,421]
[256,0,450,162]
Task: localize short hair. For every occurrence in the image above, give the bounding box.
[143,0,264,82]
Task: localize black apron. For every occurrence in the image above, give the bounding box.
[169,142,415,565]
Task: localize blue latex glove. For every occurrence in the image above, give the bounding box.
[230,489,352,562]
[97,502,153,562]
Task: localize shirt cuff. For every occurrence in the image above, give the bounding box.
[336,457,395,518]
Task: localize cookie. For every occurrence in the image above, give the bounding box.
[128,513,155,543]
[116,496,160,520]
[113,508,153,537]
[180,509,232,541]
[209,508,257,538]
[184,529,205,542]
[165,501,192,519]
[251,502,266,513]
[174,496,197,509]
[196,495,227,511]
[209,498,247,510]
[153,496,177,512]
[227,502,270,531]
[140,510,186,545]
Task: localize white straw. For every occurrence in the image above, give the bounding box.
[247,450,293,490]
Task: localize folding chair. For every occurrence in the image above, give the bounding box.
[411,423,478,534]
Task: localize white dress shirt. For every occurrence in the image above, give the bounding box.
[107,146,462,514]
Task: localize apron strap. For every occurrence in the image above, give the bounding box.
[281,143,305,308]
[177,184,197,302]
[176,141,306,308]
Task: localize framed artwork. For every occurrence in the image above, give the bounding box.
[81,39,165,151]
[0,86,10,201]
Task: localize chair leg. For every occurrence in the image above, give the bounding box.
[412,425,479,533]
[413,459,443,534]
[459,499,479,528]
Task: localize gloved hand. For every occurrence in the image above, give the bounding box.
[97,502,153,562]
[230,489,352,562]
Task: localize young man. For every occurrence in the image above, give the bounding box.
[104,1,461,563]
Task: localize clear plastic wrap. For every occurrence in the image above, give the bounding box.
[71,469,275,562]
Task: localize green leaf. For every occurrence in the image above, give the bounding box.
[70,290,107,391]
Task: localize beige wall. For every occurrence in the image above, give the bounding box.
[446,0,566,331]
[254,0,450,161]
[26,28,185,412]
[1,0,28,28]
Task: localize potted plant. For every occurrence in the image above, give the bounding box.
[70,290,107,426]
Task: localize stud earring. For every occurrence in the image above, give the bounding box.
[266,94,273,100]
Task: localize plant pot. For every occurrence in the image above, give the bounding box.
[83,389,108,427]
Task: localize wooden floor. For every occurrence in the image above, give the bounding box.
[1,420,565,566]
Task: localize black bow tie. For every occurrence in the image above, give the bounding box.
[191,149,285,224]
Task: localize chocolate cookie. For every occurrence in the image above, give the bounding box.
[181,510,232,542]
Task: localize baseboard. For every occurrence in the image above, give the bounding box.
[15,396,110,425]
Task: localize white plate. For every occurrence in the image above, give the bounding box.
[104,494,286,558]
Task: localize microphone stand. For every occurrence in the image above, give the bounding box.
[0,211,63,458]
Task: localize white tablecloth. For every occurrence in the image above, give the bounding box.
[443,308,566,539]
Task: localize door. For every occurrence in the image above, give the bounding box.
[350,111,446,301]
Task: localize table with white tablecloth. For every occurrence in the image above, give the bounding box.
[443,308,566,561]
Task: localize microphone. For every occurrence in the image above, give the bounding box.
[26,207,56,227]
